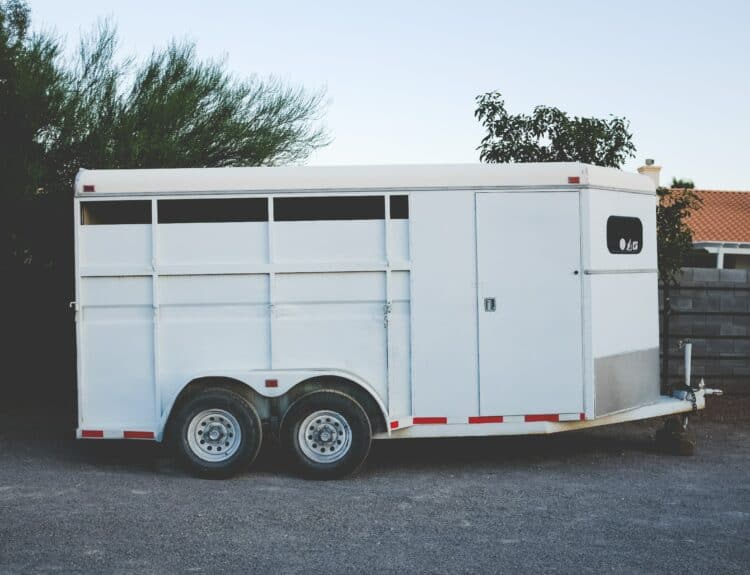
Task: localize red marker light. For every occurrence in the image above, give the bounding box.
[83,184,95,192]
[124,431,155,439]
[567,176,580,184]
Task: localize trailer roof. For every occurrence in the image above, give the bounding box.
[75,162,655,197]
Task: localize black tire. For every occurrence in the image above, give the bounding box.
[172,388,262,479]
[281,390,372,479]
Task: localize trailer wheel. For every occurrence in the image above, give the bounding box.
[173,388,262,478]
[281,390,372,479]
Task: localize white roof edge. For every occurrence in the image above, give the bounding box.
[74,163,655,196]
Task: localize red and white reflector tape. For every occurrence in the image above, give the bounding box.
[390,413,586,430]
[79,429,155,440]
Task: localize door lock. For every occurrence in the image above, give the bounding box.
[484,297,496,312]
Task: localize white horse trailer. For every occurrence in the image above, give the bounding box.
[73,163,715,478]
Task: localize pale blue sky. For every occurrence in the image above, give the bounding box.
[31,0,750,189]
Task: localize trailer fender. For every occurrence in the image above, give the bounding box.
[159,368,388,440]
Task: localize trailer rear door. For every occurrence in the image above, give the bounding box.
[476,192,583,416]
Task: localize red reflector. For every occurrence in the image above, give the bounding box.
[123,431,154,439]
[567,176,580,184]
[413,416,447,424]
[265,379,278,388]
[525,414,560,423]
[83,184,95,192]
[81,429,103,438]
[580,413,586,421]
[468,416,504,424]
[390,420,399,429]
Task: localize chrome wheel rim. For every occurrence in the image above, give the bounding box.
[298,410,352,464]
[187,409,241,462]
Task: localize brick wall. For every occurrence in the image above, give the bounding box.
[660,268,750,394]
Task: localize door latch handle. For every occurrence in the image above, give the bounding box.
[484,297,496,312]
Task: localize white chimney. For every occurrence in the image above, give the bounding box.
[637,158,662,188]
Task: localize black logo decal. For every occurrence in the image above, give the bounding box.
[607,216,643,254]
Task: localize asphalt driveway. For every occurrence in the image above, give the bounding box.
[0,399,748,574]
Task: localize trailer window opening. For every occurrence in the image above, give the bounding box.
[80,201,151,225]
[158,198,268,223]
[273,196,385,221]
[390,195,409,219]
[607,216,643,254]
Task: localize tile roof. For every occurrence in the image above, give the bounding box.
[681,190,750,243]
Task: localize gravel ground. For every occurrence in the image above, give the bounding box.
[0,398,748,574]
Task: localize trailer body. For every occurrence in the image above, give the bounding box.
[73,163,703,452]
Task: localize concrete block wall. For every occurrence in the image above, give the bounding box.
[660,268,750,394]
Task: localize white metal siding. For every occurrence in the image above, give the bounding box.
[583,189,659,360]
[582,189,660,415]
[76,194,413,432]
[158,221,269,266]
[273,271,387,399]
[409,191,479,417]
[80,276,155,428]
[159,274,271,414]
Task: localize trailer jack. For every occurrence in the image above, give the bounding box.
[655,415,694,455]
[656,342,723,455]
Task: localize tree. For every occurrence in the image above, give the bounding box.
[671,177,695,189]
[475,91,635,167]
[657,186,702,286]
[1,2,328,270]
[657,184,703,391]
[51,23,329,178]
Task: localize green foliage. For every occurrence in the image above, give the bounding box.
[657,186,703,285]
[53,22,328,175]
[0,0,63,200]
[671,178,695,189]
[475,91,635,167]
[0,1,328,270]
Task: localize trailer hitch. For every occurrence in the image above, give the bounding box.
[672,340,723,412]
